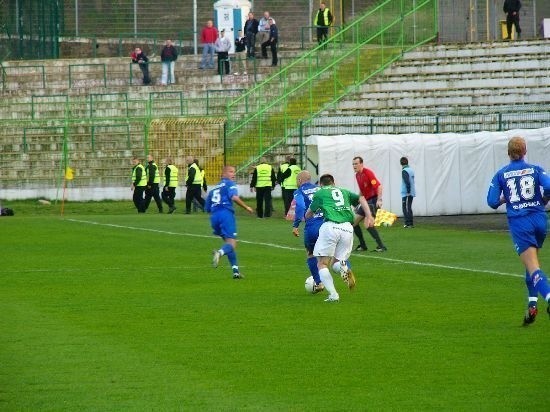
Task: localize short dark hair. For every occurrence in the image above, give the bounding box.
[319,174,334,186]
[353,156,363,164]
[400,157,408,166]
[289,157,297,165]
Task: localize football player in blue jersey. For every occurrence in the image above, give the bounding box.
[487,136,550,325]
[292,170,355,293]
[207,166,254,279]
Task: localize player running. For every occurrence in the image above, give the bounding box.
[305,173,373,302]
[487,136,550,325]
[206,165,254,279]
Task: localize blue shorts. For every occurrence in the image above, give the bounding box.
[304,219,323,254]
[509,213,548,255]
[210,209,237,239]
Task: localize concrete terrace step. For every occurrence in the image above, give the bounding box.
[336,90,550,112]
[383,58,550,76]
[403,40,550,59]
[361,76,550,93]
[1,49,303,96]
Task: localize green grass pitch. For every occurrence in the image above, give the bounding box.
[1,200,548,410]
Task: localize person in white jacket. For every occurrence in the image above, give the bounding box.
[215,30,232,75]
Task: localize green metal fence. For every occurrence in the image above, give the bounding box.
[225,0,438,178]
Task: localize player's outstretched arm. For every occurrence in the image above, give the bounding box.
[232,195,254,214]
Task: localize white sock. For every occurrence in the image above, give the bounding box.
[332,260,348,275]
[319,268,339,299]
[218,249,225,257]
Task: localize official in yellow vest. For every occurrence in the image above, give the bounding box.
[279,157,301,216]
[277,157,290,190]
[185,156,205,214]
[131,156,147,213]
[144,154,163,213]
[250,157,276,218]
[314,2,333,46]
[162,157,179,214]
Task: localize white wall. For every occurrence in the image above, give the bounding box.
[307,127,550,216]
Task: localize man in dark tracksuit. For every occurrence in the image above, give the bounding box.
[503,0,521,39]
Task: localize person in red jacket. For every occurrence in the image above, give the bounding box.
[352,156,387,252]
[199,20,218,69]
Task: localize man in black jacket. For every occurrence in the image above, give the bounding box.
[503,0,521,40]
[244,12,259,59]
[261,18,278,67]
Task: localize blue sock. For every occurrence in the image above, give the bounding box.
[221,244,233,256]
[307,257,321,284]
[226,250,238,267]
[531,269,550,302]
[525,270,537,308]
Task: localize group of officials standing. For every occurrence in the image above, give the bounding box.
[130,155,206,215]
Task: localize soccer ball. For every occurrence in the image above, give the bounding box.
[304,276,316,294]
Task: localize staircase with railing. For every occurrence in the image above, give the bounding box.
[224,0,438,179]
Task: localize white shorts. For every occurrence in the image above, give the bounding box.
[313,221,354,262]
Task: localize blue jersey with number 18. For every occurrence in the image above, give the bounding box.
[205,178,238,214]
[487,159,550,218]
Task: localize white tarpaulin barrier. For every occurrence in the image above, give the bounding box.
[307,127,550,216]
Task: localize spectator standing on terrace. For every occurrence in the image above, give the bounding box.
[503,0,522,40]
[144,154,163,213]
[160,39,178,85]
[234,30,248,75]
[200,20,218,70]
[314,2,334,46]
[258,12,274,49]
[400,157,416,228]
[243,12,259,59]
[130,47,151,85]
[261,18,278,67]
[487,136,550,326]
[215,29,232,75]
[131,156,147,213]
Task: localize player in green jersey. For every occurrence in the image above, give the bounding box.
[305,174,374,302]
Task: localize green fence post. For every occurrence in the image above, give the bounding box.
[299,120,304,168]
[498,112,503,131]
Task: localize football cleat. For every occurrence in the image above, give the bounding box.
[233,272,244,279]
[340,267,356,290]
[212,250,221,268]
[373,246,387,252]
[523,306,538,326]
[324,296,339,303]
[312,282,325,294]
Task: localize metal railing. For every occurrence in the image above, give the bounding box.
[225,0,438,177]
[300,25,343,49]
[1,64,46,91]
[68,63,107,88]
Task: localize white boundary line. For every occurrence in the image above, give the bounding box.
[66,218,523,279]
